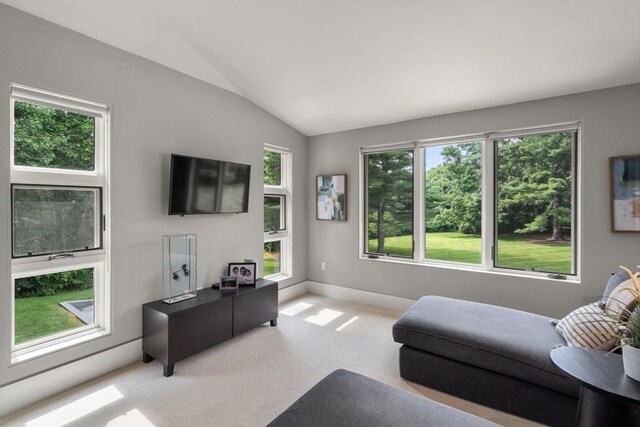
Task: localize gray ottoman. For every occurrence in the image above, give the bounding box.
[267,369,498,427]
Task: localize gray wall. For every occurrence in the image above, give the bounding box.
[308,84,640,319]
[0,4,308,385]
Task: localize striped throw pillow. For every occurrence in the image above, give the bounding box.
[555,302,622,350]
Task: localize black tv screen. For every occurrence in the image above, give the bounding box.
[169,154,251,215]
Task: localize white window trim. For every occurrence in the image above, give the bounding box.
[264,145,292,280]
[9,83,111,364]
[360,122,580,282]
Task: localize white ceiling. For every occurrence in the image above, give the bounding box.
[4,1,640,136]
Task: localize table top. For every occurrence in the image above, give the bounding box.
[143,278,277,315]
[550,346,640,405]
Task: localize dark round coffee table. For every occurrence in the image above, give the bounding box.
[550,346,640,427]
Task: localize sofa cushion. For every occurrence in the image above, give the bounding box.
[267,369,498,427]
[393,296,578,397]
[606,278,639,319]
[602,270,631,303]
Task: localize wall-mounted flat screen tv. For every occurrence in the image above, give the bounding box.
[169,154,251,215]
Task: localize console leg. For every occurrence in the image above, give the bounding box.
[270,318,278,327]
[163,363,174,377]
[142,352,154,363]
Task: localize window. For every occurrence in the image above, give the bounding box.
[361,124,579,279]
[364,150,414,258]
[494,131,576,275]
[9,84,110,361]
[263,146,291,278]
[424,141,483,264]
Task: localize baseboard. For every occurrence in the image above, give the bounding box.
[306,281,416,312]
[0,339,141,418]
[278,281,309,303]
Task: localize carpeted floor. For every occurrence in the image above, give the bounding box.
[0,293,542,426]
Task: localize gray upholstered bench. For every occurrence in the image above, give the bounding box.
[393,296,580,426]
[267,369,498,427]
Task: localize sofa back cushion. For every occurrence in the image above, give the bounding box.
[601,270,631,303]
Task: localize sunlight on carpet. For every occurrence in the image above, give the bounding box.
[25,385,123,427]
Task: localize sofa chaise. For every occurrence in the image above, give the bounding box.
[393,296,580,426]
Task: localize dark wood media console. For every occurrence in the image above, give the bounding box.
[142,278,278,376]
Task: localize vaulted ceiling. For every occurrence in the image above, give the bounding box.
[4,1,640,136]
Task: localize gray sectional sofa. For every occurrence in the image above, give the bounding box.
[393,296,580,426]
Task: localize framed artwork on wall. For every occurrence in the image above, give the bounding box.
[610,154,640,232]
[316,174,347,221]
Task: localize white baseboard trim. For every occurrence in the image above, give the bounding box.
[0,339,141,418]
[278,281,309,303]
[306,281,416,312]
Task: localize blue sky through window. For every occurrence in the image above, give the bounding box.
[425,145,445,170]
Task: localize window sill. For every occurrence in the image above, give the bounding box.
[264,273,291,283]
[11,328,110,365]
[359,255,580,284]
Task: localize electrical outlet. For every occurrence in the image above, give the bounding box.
[321,261,326,271]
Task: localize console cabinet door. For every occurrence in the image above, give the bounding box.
[233,284,277,336]
[168,298,232,363]
[199,297,233,349]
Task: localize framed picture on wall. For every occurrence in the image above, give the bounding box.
[316,174,347,221]
[610,154,640,232]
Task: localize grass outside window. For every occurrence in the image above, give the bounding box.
[15,288,93,345]
[368,231,571,273]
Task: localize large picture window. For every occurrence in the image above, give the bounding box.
[9,84,110,362]
[361,124,579,279]
[263,147,291,278]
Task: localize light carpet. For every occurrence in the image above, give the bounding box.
[0,293,542,427]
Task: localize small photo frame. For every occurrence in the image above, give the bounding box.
[219,275,238,292]
[316,174,347,221]
[228,262,257,286]
[610,154,640,232]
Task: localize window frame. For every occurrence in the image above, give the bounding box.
[362,147,415,259]
[263,145,292,280]
[490,128,579,277]
[11,183,104,259]
[8,83,111,363]
[263,194,287,233]
[360,123,580,281]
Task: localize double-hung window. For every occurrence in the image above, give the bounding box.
[263,146,292,279]
[362,123,579,279]
[9,84,110,362]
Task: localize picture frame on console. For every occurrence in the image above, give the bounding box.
[610,154,640,232]
[228,262,257,286]
[219,275,238,292]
